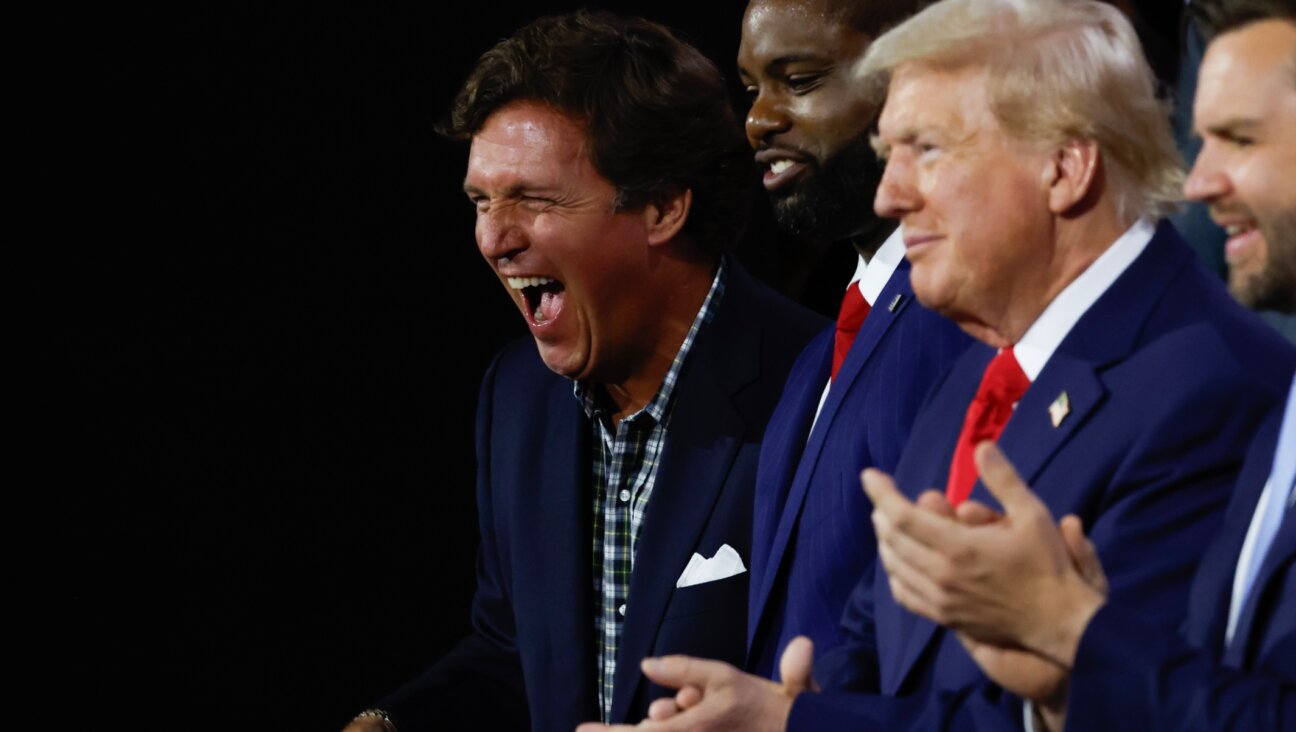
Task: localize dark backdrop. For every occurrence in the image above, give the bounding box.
[49,3,763,730]
[44,2,1182,729]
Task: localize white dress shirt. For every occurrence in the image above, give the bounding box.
[810,228,907,429]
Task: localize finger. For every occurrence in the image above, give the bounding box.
[878,542,950,622]
[973,442,1044,516]
[649,696,682,721]
[864,468,962,549]
[778,636,816,694]
[641,655,728,690]
[872,503,955,586]
[915,489,956,518]
[675,685,703,710]
[955,499,1002,526]
[1059,515,1108,595]
[861,467,906,508]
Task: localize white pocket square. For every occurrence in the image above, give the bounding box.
[675,543,747,588]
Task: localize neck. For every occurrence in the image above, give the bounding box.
[602,256,718,427]
[969,206,1130,348]
[848,219,897,262]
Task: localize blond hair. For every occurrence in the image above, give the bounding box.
[857,0,1183,221]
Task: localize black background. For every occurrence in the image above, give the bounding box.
[49,3,769,730]
[44,1,1182,729]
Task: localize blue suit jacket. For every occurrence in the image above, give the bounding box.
[379,262,824,732]
[747,258,972,677]
[792,224,1296,731]
[1065,399,1296,731]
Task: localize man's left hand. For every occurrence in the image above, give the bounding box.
[575,636,816,732]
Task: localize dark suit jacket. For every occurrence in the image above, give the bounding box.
[1065,396,1296,731]
[379,262,824,732]
[790,223,1296,731]
[747,258,972,677]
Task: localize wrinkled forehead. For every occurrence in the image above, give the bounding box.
[741,0,864,60]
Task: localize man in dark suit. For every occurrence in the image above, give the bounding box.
[865,2,1296,729]
[577,2,1293,731]
[342,11,824,732]
[736,0,972,681]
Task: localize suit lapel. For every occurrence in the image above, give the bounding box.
[748,267,914,651]
[885,223,1192,691]
[1189,415,1281,654]
[609,264,761,723]
[747,333,830,651]
[880,346,988,693]
[532,376,599,721]
[1227,481,1296,667]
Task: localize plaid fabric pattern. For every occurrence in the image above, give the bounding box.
[577,262,726,722]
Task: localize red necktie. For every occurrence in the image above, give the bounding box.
[831,283,870,381]
[945,347,1030,506]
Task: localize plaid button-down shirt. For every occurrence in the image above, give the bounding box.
[576,261,726,722]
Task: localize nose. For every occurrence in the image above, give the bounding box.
[874,153,919,220]
[746,90,791,149]
[1183,141,1230,204]
[476,205,528,263]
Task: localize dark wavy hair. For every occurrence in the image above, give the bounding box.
[438,10,753,256]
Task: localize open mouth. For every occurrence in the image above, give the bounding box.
[761,158,809,191]
[507,276,566,325]
[1220,220,1261,261]
[755,148,812,192]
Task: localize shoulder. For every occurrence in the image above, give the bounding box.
[479,336,566,407]
[723,258,828,346]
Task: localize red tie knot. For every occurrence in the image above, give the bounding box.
[977,347,1030,406]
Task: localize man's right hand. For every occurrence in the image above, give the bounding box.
[863,442,1108,668]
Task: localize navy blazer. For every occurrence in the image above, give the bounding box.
[379,262,824,732]
[747,258,972,677]
[791,224,1296,731]
[1065,398,1296,731]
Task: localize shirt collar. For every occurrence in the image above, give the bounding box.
[849,228,906,307]
[1014,217,1156,381]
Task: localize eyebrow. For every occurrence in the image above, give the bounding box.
[1202,117,1262,136]
[768,52,830,66]
[742,52,833,75]
[463,181,563,198]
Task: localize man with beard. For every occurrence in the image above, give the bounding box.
[580,1,1293,731]
[736,0,971,683]
[866,2,1296,729]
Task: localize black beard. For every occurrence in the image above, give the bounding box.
[768,134,888,244]
[1242,209,1296,313]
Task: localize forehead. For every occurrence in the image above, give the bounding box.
[740,0,866,63]
[1196,20,1296,127]
[466,101,596,187]
[878,63,993,139]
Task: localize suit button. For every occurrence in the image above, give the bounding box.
[618,604,626,617]
[619,489,631,502]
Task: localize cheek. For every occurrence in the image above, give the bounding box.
[800,101,871,154]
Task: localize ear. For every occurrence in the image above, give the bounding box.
[1043,139,1100,214]
[643,188,692,246]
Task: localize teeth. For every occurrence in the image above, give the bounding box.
[1224,223,1253,236]
[507,276,556,290]
[770,159,794,175]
